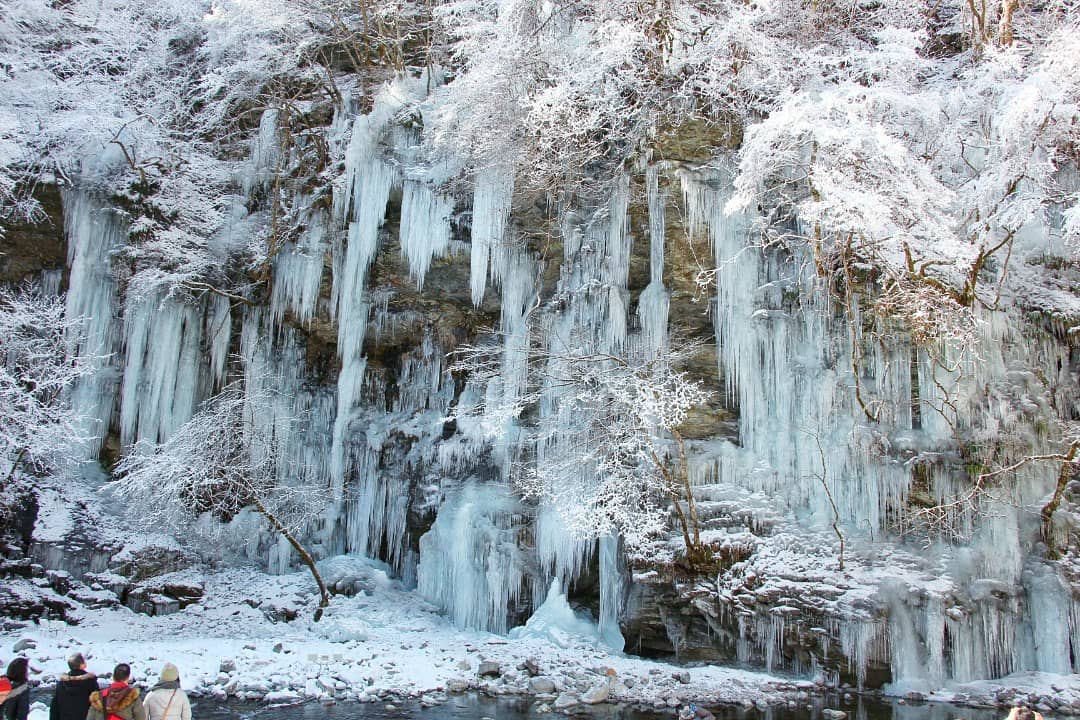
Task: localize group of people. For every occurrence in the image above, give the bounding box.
[0,655,191,720]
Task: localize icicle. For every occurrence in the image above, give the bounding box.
[270,208,327,328]
[332,156,394,347]
[603,172,632,290]
[489,250,536,473]
[238,307,338,571]
[535,505,594,594]
[838,618,887,689]
[345,444,410,570]
[62,189,124,457]
[417,484,525,633]
[1025,564,1072,674]
[40,269,63,296]
[470,166,514,305]
[639,164,669,358]
[925,596,946,686]
[399,180,453,289]
[329,107,397,499]
[646,164,665,286]
[602,172,631,351]
[243,108,280,197]
[119,293,205,447]
[598,533,625,651]
[393,333,455,414]
[206,294,231,390]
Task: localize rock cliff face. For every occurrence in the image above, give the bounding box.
[3,62,1079,697]
[0,183,66,287]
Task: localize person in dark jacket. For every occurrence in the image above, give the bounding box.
[49,653,99,720]
[1,658,30,720]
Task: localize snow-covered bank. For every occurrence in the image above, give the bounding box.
[4,563,1080,717]
[2,563,793,709]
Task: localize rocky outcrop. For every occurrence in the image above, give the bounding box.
[0,183,67,286]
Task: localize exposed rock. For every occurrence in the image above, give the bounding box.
[263,690,300,704]
[553,693,579,709]
[528,678,557,694]
[12,638,36,652]
[673,671,691,684]
[263,602,299,623]
[478,661,501,678]
[110,545,195,582]
[419,694,443,708]
[524,658,541,676]
[606,678,628,696]
[0,559,43,580]
[0,183,67,285]
[580,684,610,704]
[0,579,73,622]
[123,572,204,617]
[220,659,237,673]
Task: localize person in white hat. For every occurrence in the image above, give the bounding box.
[142,664,191,720]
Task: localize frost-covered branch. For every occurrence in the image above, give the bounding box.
[0,286,93,479]
[113,381,331,619]
[0,285,93,531]
[450,333,713,562]
[900,439,1080,545]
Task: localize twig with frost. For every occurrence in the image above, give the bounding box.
[899,439,1080,547]
[801,427,845,571]
[113,381,331,620]
[0,285,94,493]
[449,331,714,562]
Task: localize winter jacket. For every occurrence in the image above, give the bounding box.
[142,683,190,720]
[1,682,30,720]
[50,673,99,720]
[87,683,146,720]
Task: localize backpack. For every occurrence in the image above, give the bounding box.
[0,677,11,705]
[101,687,124,720]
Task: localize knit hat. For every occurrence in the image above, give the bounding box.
[159,663,179,683]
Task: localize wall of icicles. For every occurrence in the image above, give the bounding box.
[54,75,1080,690]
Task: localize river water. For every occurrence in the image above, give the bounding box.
[187,693,1004,720]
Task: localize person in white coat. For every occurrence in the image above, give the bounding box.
[142,664,191,720]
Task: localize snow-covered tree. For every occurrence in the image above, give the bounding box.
[113,382,331,619]
[0,286,92,525]
[452,336,712,563]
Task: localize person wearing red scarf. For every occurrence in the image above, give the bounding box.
[87,664,146,720]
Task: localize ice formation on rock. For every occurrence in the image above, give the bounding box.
[49,76,1080,693]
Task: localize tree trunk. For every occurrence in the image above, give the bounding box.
[650,448,696,557]
[1041,442,1079,559]
[998,0,1018,46]
[651,440,706,565]
[1,447,29,488]
[253,498,331,621]
[672,430,701,551]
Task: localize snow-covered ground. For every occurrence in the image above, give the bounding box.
[2,559,797,717]
[4,558,1080,720]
